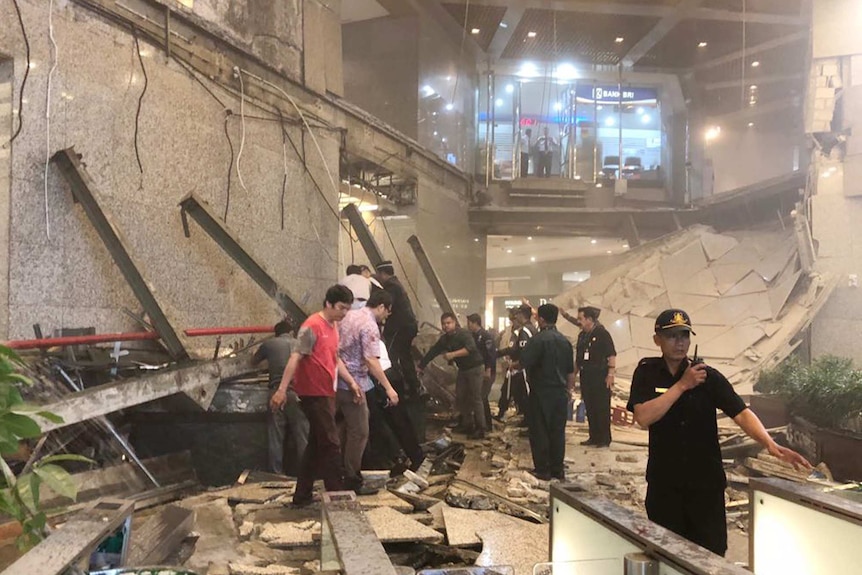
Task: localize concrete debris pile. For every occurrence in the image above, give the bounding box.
[556,225,836,395]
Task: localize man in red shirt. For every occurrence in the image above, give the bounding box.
[270,285,364,506]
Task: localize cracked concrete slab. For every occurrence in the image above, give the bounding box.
[364,506,444,544]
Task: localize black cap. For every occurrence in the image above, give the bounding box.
[654,309,696,335]
[376,260,395,274]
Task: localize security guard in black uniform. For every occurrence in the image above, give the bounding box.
[575,306,616,447]
[519,303,575,481]
[628,309,811,556]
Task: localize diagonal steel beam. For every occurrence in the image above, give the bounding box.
[622,0,706,68]
[488,6,525,61]
[341,203,386,268]
[51,148,189,361]
[179,193,308,327]
[406,235,454,316]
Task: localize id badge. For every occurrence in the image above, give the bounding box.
[583,351,590,361]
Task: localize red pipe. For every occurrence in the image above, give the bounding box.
[4,331,160,350]
[183,326,274,337]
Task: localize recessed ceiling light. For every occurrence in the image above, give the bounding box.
[445,245,451,249]
[606,250,613,254]
[500,22,508,28]
[750,85,758,90]
[471,28,480,35]
[474,238,480,242]
[530,256,536,262]
[751,61,760,68]
[748,122,755,127]
[445,103,454,111]
[527,31,537,38]
[505,84,514,94]
[527,236,533,240]
[698,41,708,48]
[596,183,603,188]
[622,244,629,249]
[615,37,625,43]
[495,98,504,107]
[506,249,513,254]
[591,239,597,244]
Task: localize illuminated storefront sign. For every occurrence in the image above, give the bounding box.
[575,85,659,104]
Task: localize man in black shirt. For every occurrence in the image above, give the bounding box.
[575,306,616,447]
[520,304,575,481]
[467,313,497,430]
[376,261,420,397]
[497,304,535,426]
[628,308,811,556]
[418,313,487,439]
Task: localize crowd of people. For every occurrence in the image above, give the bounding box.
[255,265,812,558]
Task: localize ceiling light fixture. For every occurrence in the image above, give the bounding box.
[506,249,513,254]
[590,239,597,244]
[471,28,480,35]
[553,102,563,112]
[748,122,755,127]
[500,22,508,28]
[530,256,536,262]
[751,60,760,68]
[641,114,651,124]
[705,126,721,141]
[527,236,533,240]
[527,31,537,38]
[505,84,514,94]
[445,103,454,111]
[606,250,613,254]
[615,37,625,43]
[495,98,504,107]
[698,41,708,48]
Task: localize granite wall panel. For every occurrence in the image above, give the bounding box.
[0,1,339,350]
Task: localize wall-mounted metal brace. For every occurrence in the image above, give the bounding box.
[51,148,189,361]
[179,193,308,327]
[341,203,386,267]
[407,235,455,316]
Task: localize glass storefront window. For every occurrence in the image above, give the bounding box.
[478,77,664,184]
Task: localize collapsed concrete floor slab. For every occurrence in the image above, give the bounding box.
[554,224,836,396]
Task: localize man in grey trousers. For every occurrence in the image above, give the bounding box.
[253,320,310,475]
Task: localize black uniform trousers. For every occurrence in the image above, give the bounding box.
[365,369,424,469]
[581,366,612,445]
[385,324,420,396]
[527,388,568,478]
[520,152,530,177]
[537,151,553,177]
[645,483,728,556]
[497,370,530,420]
[481,371,495,429]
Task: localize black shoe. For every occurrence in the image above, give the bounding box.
[408,456,426,472]
[580,439,596,446]
[390,460,409,477]
[594,442,611,448]
[468,430,486,440]
[292,495,313,507]
[353,484,379,496]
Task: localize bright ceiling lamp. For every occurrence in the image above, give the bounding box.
[554,62,579,81]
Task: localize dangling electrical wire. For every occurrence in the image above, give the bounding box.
[132,27,148,179]
[4,0,30,147]
[741,0,747,108]
[276,108,289,231]
[43,0,59,240]
[222,111,234,222]
[234,67,249,194]
[450,0,471,111]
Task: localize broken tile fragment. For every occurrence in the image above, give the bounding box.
[364,506,444,543]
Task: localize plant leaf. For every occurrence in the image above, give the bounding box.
[14,473,40,514]
[1,413,42,439]
[0,426,21,455]
[34,464,77,501]
[37,454,92,465]
[35,412,63,424]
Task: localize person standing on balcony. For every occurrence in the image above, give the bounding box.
[519,127,533,178]
[536,126,558,178]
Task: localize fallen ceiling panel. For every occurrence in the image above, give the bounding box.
[558,225,835,394]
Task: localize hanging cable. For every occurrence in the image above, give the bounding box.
[237,68,350,233]
[4,0,31,147]
[132,27,148,179]
[234,67,249,194]
[276,108,289,231]
[222,111,234,222]
[172,55,227,109]
[43,0,58,240]
[450,0,471,111]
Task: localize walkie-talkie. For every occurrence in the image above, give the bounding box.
[691,344,703,365]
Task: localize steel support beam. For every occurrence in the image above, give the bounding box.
[341,203,386,267]
[36,353,258,433]
[179,193,308,327]
[443,0,806,25]
[406,235,455,316]
[622,0,705,68]
[51,148,189,361]
[488,6,525,61]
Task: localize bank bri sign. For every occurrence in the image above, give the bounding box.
[575,85,659,104]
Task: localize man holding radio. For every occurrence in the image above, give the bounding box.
[628,308,811,556]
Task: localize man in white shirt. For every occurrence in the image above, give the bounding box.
[339,264,372,310]
[535,126,558,178]
[519,128,533,178]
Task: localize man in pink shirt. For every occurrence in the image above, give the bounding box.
[270,285,363,506]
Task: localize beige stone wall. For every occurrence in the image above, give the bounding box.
[0,1,339,350]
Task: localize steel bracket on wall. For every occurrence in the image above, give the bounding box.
[341,203,386,267]
[179,193,308,327]
[407,235,454,316]
[51,148,189,362]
